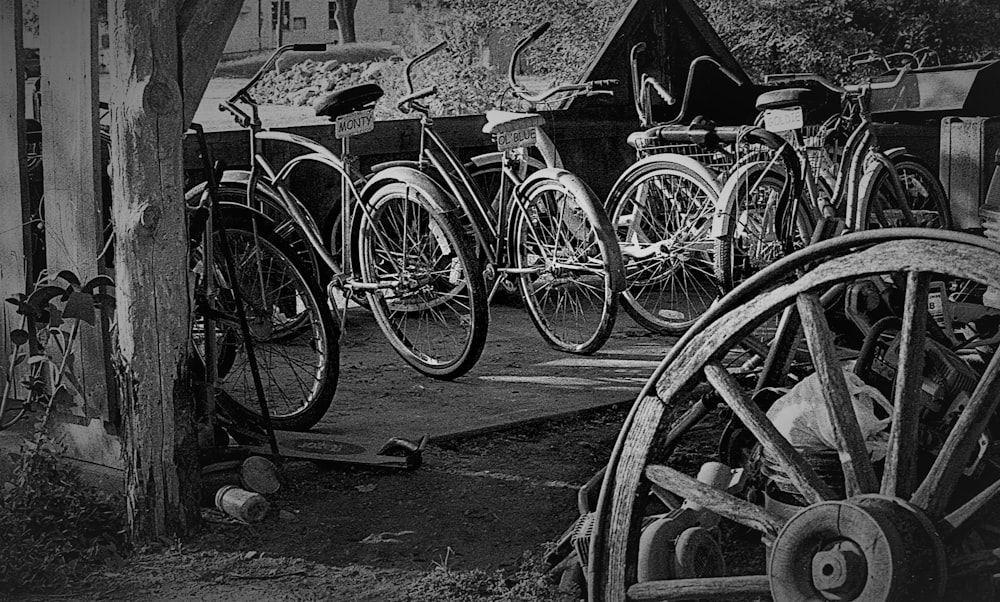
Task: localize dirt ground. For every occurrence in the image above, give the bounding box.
[12,405,628,601]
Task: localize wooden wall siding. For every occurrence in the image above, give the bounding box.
[39,0,112,423]
[572,0,750,113]
[0,1,31,403]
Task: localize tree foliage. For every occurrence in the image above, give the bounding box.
[699,0,1000,80]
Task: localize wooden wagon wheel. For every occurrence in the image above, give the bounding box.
[588,229,1000,601]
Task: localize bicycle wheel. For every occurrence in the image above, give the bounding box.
[194,209,339,431]
[355,180,489,379]
[862,154,951,230]
[714,160,814,291]
[512,174,620,353]
[589,230,1000,602]
[465,157,544,218]
[607,159,721,335]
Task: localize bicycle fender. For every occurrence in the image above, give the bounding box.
[710,160,780,239]
[607,153,722,209]
[184,169,285,207]
[370,159,420,174]
[184,170,285,239]
[516,168,627,293]
[359,165,459,214]
[882,147,910,162]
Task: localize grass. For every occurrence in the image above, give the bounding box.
[214,42,400,79]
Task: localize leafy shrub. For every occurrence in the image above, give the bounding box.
[700,0,1000,81]
[0,437,123,593]
[0,270,122,594]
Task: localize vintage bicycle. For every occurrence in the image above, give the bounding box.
[712,66,951,292]
[399,30,626,354]
[211,43,489,383]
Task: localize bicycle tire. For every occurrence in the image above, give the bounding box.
[713,160,813,291]
[607,159,721,335]
[861,154,952,230]
[355,180,489,379]
[464,157,545,219]
[195,208,339,431]
[512,174,620,353]
[185,181,327,281]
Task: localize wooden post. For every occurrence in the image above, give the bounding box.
[108,0,199,542]
[38,0,112,426]
[0,1,31,400]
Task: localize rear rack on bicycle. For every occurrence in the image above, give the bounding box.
[627,123,778,174]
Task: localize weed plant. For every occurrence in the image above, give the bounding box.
[0,271,123,594]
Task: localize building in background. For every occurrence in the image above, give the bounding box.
[224,0,415,55]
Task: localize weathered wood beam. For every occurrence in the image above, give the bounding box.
[0,0,31,400]
[39,0,111,422]
[108,0,200,542]
[177,0,243,127]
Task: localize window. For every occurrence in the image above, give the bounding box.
[270,1,290,29]
[292,16,307,30]
[328,2,338,30]
[388,0,405,14]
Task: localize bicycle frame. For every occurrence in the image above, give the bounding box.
[218,92,411,315]
[415,116,569,280]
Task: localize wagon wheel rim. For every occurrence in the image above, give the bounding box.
[589,230,1000,602]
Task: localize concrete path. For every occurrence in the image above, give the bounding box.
[317,303,673,447]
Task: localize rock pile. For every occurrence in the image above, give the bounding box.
[250,58,396,108]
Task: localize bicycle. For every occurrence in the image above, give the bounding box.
[216,43,489,380]
[2,107,339,433]
[711,66,951,294]
[402,29,626,354]
[603,43,781,335]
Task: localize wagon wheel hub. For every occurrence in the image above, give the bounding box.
[769,496,947,602]
[811,540,867,599]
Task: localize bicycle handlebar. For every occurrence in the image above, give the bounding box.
[523,22,551,46]
[630,42,647,122]
[404,40,447,95]
[228,43,331,105]
[508,23,550,94]
[397,86,437,113]
[645,77,675,105]
[763,66,910,95]
[219,100,252,128]
[507,22,616,104]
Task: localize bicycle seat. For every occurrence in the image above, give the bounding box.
[313,83,384,119]
[755,87,830,111]
[482,110,544,135]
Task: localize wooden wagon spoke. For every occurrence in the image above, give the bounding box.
[796,292,879,496]
[755,304,801,391]
[949,547,1000,578]
[941,478,1000,538]
[627,575,771,601]
[912,345,1000,518]
[704,362,834,503]
[644,464,785,539]
[881,271,930,499]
